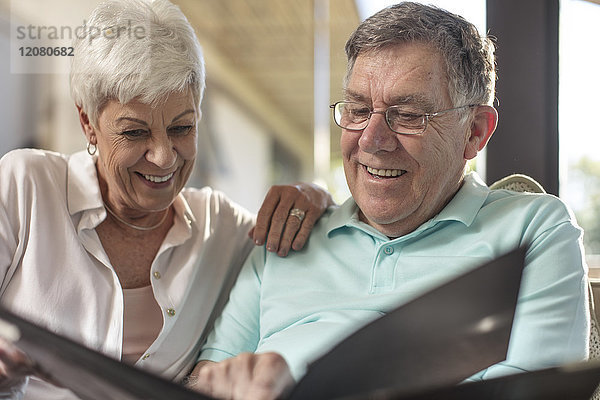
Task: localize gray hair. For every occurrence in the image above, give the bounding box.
[344,2,496,107]
[70,0,205,126]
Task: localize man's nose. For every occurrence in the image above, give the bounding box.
[358,112,399,153]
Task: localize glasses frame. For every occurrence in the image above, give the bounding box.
[329,101,477,135]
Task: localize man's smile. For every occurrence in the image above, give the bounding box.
[364,165,407,179]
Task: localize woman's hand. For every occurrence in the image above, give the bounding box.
[250,183,335,257]
[0,337,34,386]
[186,353,294,400]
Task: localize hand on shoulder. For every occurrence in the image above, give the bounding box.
[251,183,335,257]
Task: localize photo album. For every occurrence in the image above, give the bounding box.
[2,248,599,400]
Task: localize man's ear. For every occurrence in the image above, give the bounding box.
[464,105,498,160]
[77,105,96,144]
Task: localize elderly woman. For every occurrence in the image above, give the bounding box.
[0,0,332,398]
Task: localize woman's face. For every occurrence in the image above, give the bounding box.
[91,90,197,215]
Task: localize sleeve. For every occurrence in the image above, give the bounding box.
[0,152,28,396]
[198,245,266,362]
[0,151,23,296]
[470,197,589,380]
[0,196,17,289]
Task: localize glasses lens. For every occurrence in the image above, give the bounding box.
[386,107,426,134]
[335,102,370,130]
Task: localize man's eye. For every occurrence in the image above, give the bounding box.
[389,109,422,122]
[168,125,194,136]
[350,107,370,117]
[398,112,422,121]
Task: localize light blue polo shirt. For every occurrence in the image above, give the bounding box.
[200,172,589,382]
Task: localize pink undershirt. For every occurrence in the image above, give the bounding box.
[121,285,163,364]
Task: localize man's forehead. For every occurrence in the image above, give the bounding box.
[345,45,448,108]
[344,89,434,108]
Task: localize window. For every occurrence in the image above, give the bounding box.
[559,0,600,270]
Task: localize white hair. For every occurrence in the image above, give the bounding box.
[70,0,205,126]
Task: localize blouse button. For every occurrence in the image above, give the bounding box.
[153,271,161,279]
[141,354,150,360]
[166,308,176,317]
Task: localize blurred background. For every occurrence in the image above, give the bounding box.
[1,0,599,269]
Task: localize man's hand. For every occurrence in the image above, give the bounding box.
[250,183,335,257]
[186,353,294,400]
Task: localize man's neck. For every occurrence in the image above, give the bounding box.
[359,177,466,239]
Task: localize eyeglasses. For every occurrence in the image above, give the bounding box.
[330,101,477,135]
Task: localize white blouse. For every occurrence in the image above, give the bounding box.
[0,149,255,399]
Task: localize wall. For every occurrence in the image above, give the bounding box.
[0,0,282,215]
[192,89,271,214]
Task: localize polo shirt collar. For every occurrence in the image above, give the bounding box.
[325,197,390,239]
[325,196,360,234]
[433,172,490,226]
[325,172,490,237]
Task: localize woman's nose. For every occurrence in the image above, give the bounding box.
[145,132,177,169]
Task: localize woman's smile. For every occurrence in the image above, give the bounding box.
[137,171,176,186]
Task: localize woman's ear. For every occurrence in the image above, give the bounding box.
[77,105,96,144]
[464,105,498,160]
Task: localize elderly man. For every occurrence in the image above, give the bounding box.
[187,2,589,399]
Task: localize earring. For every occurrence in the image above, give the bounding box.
[87,142,97,156]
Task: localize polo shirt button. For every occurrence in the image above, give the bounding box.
[383,246,394,255]
[166,308,176,317]
[153,271,161,279]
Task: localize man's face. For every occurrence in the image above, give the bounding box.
[341,43,473,238]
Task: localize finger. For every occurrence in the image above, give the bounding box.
[277,212,304,257]
[253,187,281,246]
[0,339,33,381]
[265,195,296,253]
[248,353,294,400]
[191,364,213,394]
[231,353,256,399]
[291,209,318,251]
[205,362,236,399]
[191,361,224,397]
[282,197,313,252]
[217,360,242,400]
[0,362,7,380]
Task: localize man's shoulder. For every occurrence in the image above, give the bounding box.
[485,188,574,223]
[457,172,574,224]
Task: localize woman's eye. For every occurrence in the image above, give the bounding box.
[121,129,148,138]
[168,125,194,136]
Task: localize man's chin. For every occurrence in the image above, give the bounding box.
[358,209,403,228]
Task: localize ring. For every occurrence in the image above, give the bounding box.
[289,208,306,223]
